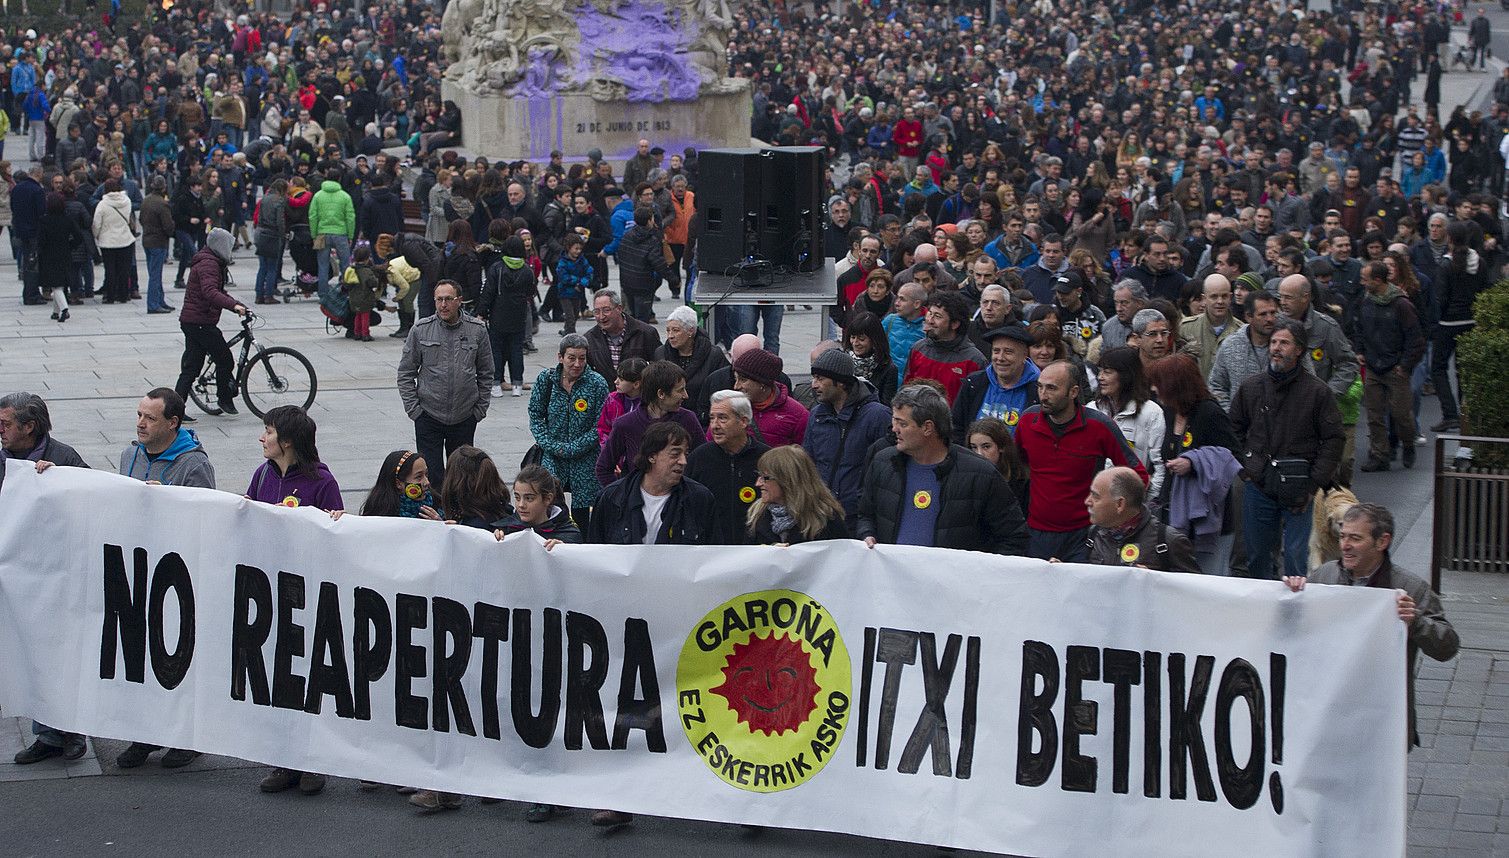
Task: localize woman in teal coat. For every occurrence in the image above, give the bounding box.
[527,333,610,531]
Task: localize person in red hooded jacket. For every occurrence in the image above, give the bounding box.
[731,348,809,447]
[891,105,924,171]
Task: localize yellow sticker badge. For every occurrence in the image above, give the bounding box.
[913,490,932,509]
[739,486,757,503]
[678,590,851,792]
[1311,348,1324,362]
[1120,544,1140,564]
[574,398,589,412]
[403,483,425,500]
[281,496,300,508]
[1004,410,1019,426]
[1181,431,1194,448]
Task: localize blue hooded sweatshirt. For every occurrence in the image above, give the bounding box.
[119,428,217,488]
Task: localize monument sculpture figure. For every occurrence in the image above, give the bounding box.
[440,0,749,158]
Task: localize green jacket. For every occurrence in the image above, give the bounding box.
[308,180,355,238]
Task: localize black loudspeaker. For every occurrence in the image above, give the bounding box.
[697,148,766,275]
[764,146,826,273]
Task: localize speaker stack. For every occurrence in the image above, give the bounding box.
[697,146,826,280]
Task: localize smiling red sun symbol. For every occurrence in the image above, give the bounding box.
[710,632,821,736]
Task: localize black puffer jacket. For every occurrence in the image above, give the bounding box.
[587,471,718,545]
[856,445,1028,554]
[493,506,584,543]
[616,223,676,296]
[480,256,535,335]
[685,437,771,545]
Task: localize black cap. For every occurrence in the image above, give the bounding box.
[602,185,625,198]
[982,325,1034,346]
[1053,270,1085,293]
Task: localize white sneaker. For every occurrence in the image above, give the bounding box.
[491,386,505,398]
[511,385,523,397]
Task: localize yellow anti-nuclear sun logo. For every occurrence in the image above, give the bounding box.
[738,486,757,503]
[1120,543,1140,564]
[678,590,852,792]
[913,490,932,509]
[1311,348,1324,362]
[1005,410,1020,426]
[281,496,300,508]
[574,398,589,412]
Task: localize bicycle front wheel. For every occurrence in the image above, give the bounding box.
[240,347,318,419]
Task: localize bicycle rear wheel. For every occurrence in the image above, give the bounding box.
[240,346,318,419]
[188,367,223,416]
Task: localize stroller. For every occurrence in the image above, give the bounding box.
[317,274,382,337]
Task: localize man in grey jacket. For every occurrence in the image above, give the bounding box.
[397,279,494,490]
[1209,290,1280,409]
[1284,503,1458,747]
[118,388,216,488]
[114,387,208,769]
[1276,272,1360,485]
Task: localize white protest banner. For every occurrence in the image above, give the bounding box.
[0,462,1406,856]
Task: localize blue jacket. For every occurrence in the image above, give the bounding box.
[882,312,925,386]
[554,254,593,299]
[22,88,49,122]
[10,61,35,95]
[118,428,216,488]
[802,380,892,516]
[603,198,635,255]
[983,236,1038,271]
[9,173,45,240]
[1422,147,1447,186]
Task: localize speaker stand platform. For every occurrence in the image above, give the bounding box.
[690,260,837,338]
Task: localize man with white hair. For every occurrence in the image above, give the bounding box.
[1097,280,1147,355]
[1127,308,1173,369]
[686,390,770,545]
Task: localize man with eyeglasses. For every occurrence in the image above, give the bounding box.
[583,289,662,383]
[397,279,495,491]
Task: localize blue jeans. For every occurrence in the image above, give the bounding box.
[146,246,169,309]
[1242,481,1313,580]
[32,721,82,749]
[720,304,785,354]
[316,234,351,288]
[255,244,283,301]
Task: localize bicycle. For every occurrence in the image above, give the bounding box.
[187,311,318,419]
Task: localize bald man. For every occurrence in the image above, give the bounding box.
[895,243,958,290]
[694,333,791,421]
[1276,271,1359,485]
[1179,273,1237,377]
[1084,466,1200,572]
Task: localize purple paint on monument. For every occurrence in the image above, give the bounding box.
[518,49,565,159]
[573,0,702,103]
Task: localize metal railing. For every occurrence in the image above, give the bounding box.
[1432,435,1509,592]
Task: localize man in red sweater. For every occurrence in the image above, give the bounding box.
[1015,360,1148,562]
[891,105,923,172]
[902,291,985,404]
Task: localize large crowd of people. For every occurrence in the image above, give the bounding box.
[0,0,1483,831]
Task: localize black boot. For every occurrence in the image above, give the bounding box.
[389,309,413,338]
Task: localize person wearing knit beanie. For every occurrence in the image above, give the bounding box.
[731,348,810,447]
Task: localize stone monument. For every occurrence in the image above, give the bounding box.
[440,0,751,160]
